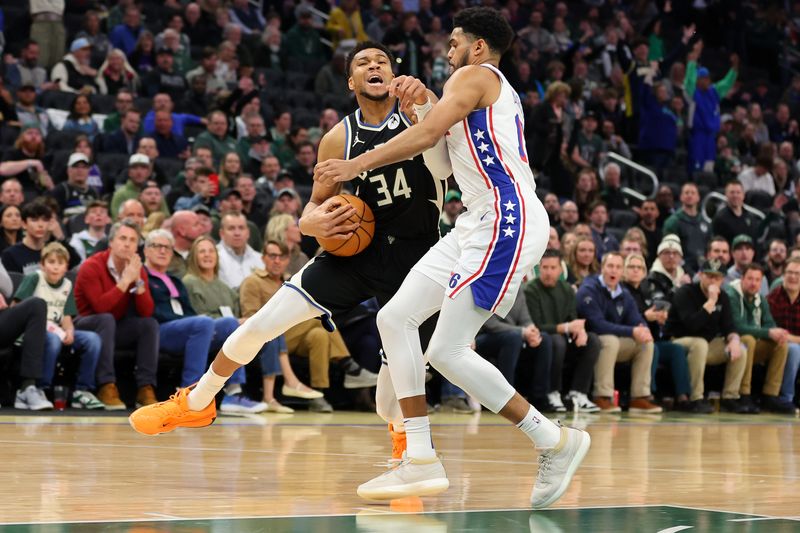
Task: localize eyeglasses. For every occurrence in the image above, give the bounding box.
[265,253,288,260]
[626,265,645,271]
[147,243,172,252]
[785,270,800,277]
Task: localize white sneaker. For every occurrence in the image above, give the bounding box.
[14,385,54,411]
[71,390,105,409]
[531,426,591,509]
[567,391,601,413]
[344,368,379,389]
[547,391,567,413]
[357,453,449,500]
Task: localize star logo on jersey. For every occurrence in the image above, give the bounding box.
[388,114,400,130]
[473,128,485,141]
[352,132,365,147]
[503,227,516,238]
[478,142,489,153]
[504,200,516,211]
[482,155,495,166]
[505,213,517,225]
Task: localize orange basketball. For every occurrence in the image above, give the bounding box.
[317,194,375,256]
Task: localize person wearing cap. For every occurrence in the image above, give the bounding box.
[49,153,99,221]
[685,43,739,173]
[725,263,796,414]
[270,187,303,219]
[111,154,154,218]
[767,256,800,411]
[439,190,463,237]
[711,180,759,246]
[13,83,49,136]
[725,234,769,297]
[109,6,143,57]
[737,154,776,196]
[621,253,704,413]
[570,110,604,169]
[648,235,691,302]
[50,37,98,94]
[283,6,326,63]
[662,183,709,273]
[665,258,750,413]
[141,46,188,101]
[576,252,660,413]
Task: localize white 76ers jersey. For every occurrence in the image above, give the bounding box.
[445,63,536,208]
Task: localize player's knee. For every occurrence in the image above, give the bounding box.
[376,304,402,337]
[425,334,461,372]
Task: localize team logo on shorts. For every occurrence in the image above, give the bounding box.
[388,114,400,130]
[449,273,461,288]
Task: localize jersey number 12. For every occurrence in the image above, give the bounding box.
[369,168,412,207]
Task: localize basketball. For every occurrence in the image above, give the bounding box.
[317,194,375,256]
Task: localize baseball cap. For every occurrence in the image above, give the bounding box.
[657,234,683,256]
[221,188,242,200]
[68,152,90,167]
[445,190,462,203]
[731,234,754,250]
[278,187,299,199]
[129,154,150,167]
[700,258,726,276]
[156,47,174,56]
[298,6,313,17]
[192,204,211,216]
[70,38,91,53]
[697,66,710,78]
[583,110,598,120]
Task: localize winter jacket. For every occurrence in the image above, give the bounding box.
[576,274,643,337]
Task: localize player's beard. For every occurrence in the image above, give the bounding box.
[359,88,390,101]
[453,49,470,72]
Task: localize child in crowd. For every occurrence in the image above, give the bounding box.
[68,200,111,262]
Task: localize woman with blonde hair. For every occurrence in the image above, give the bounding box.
[96,49,139,95]
[623,227,649,262]
[182,236,319,412]
[566,236,599,287]
[266,213,309,276]
[142,211,167,237]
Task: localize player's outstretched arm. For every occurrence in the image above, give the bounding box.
[299,122,360,241]
[413,87,452,181]
[314,66,491,184]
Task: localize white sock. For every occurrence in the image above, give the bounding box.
[404,416,436,459]
[187,367,230,411]
[517,405,561,449]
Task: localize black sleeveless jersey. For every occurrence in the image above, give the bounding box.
[343,101,444,240]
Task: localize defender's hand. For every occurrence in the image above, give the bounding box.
[299,197,359,240]
[314,158,364,184]
[389,75,428,113]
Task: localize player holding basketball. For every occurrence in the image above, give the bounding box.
[128,42,450,449]
[315,7,591,508]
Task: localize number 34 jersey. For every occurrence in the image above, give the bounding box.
[343,100,446,240]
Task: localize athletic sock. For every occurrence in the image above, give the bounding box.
[517,405,561,449]
[404,416,436,459]
[187,367,229,411]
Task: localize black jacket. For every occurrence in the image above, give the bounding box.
[664,282,735,341]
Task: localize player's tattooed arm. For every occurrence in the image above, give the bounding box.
[299,122,360,240]
[314,65,492,184]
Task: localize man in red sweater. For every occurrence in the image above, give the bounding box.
[74,220,160,409]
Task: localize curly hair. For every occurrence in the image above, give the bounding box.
[453,7,514,55]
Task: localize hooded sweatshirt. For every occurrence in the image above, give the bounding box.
[724,279,776,340]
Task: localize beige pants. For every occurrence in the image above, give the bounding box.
[285,320,350,389]
[672,337,747,400]
[30,20,65,71]
[740,336,789,396]
[594,336,654,398]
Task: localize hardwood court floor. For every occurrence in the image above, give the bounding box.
[0,410,798,531]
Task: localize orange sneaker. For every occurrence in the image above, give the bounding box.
[389,423,407,460]
[129,387,216,436]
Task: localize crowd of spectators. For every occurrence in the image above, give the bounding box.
[1,0,800,416]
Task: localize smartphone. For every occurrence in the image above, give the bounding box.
[654,300,671,312]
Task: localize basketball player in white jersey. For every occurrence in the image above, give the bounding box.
[315,7,591,508]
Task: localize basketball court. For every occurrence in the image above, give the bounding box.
[1,410,798,531]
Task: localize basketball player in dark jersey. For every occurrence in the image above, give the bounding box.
[129,42,451,451]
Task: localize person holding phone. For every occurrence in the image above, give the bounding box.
[622,253,704,413]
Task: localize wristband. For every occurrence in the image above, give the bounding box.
[412,99,433,121]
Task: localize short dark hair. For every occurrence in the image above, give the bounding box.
[741,263,764,276]
[201,46,216,60]
[264,239,288,255]
[725,179,743,190]
[542,248,562,260]
[706,235,730,253]
[345,41,395,76]
[453,7,514,55]
[21,201,53,221]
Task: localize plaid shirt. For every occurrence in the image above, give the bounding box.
[767,285,800,335]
